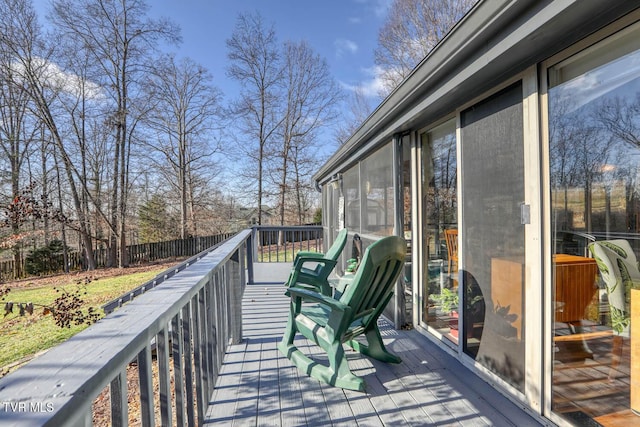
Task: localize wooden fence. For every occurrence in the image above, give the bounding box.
[0,233,234,281]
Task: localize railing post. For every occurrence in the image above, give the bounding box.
[192,293,205,424]
[172,313,185,427]
[247,227,255,284]
[230,248,243,344]
[239,242,247,295]
[156,328,172,427]
[138,346,155,427]
[110,369,128,427]
[181,304,195,427]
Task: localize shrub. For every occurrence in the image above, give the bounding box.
[25,240,67,275]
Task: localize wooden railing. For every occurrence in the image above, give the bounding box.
[251,225,323,264]
[102,225,323,315]
[0,229,252,426]
[102,235,236,315]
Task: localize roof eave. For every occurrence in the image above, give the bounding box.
[314,0,639,184]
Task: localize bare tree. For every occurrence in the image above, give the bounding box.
[289,137,323,224]
[226,12,283,225]
[374,0,475,96]
[51,0,180,267]
[334,87,375,145]
[276,40,342,225]
[549,94,618,233]
[0,24,37,275]
[143,54,223,239]
[597,94,640,147]
[51,39,108,265]
[0,0,99,270]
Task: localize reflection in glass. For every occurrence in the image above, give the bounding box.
[421,119,459,343]
[360,144,394,236]
[549,25,640,425]
[343,167,360,232]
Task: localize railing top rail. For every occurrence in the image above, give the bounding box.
[0,229,252,426]
[102,232,236,314]
[252,225,322,231]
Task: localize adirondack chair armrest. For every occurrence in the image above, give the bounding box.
[286,287,349,312]
[286,256,337,296]
[292,256,337,280]
[294,250,321,263]
[293,255,336,271]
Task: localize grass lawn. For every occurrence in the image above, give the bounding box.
[258,247,320,262]
[0,267,170,373]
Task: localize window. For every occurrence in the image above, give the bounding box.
[360,144,394,236]
[420,119,459,343]
[343,167,360,232]
[548,21,640,423]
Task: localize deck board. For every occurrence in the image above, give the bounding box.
[256,338,280,426]
[205,264,543,426]
[232,337,261,424]
[206,340,248,425]
[277,347,307,426]
[297,340,334,426]
[384,354,459,425]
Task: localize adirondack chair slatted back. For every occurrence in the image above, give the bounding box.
[340,236,406,322]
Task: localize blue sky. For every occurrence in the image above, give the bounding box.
[146,0,392,104]
[31,0,392,103]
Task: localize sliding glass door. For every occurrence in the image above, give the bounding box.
[420,119,458,343]
[461,82,526,392]
[548,21,640,425]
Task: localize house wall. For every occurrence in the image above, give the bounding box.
[317,2,640,425]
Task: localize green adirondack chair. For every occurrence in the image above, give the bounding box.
[278,235,406,391]
[284,227,349,296]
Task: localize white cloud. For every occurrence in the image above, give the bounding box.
[556,49,640,112]
[341,65,386,99]
[13,57,103,100]
[334,38,358,57]
[373,0,393,18]
[352,0,392,19]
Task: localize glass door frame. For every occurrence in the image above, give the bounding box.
[412,68,544,414]
[540,11,640,425]
[413,117,461,351]
[522,65,544,415]
[454,68,543,411]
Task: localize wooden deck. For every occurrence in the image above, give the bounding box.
[205,263,544,426]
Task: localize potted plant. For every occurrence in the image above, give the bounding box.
[433,287,460,337]
[433,287,484,338]
[434,287,459,314]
